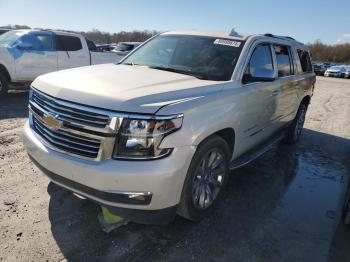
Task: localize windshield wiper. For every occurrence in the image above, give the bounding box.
[148,66,206,80]
[120,62,144,66]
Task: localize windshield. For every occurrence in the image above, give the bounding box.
[329,66,342,70]
[116,43,134,51]
[0,31,26,47]
[122,35,245,81]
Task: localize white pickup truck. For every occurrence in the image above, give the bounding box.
[0,30,124,97]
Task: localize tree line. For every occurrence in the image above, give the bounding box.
[0,25,158,44]
[1,25,350,63]
[308,40,350,63]
[80,29,158,44]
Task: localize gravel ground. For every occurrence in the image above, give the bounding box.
[0,76,350,262]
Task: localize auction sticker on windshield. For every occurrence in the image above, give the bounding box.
[214,39,241,47]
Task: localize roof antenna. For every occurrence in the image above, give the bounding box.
[229,28,241,37]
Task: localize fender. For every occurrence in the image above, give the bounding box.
[0,47,15,81]
[158,87,244,154]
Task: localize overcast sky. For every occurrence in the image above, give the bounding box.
[1,0,349,44]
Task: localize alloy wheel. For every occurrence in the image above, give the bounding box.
[192,149,226,210]
[295,106,306,139]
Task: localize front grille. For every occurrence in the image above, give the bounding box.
[31,89,110,128]
[29,88,116,160]
[33,116,101,158]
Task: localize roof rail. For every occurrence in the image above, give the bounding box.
[264,33,296,41]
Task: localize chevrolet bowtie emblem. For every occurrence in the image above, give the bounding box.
[42,114,62,130]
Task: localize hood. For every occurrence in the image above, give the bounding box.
[327,68,341,73]
[32,64,222,114]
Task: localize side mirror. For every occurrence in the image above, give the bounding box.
[16,42,33,50]
[242,68,275,84]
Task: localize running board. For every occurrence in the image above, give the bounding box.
[229,132,285,171]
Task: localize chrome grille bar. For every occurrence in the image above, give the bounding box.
[32,90,110,128]
[33,118,100,158]
[29,88,118,161]
[34,118,100,150]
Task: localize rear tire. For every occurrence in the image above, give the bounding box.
[177,135,231,221]
[285,103,307,144]
[0,72,8,99]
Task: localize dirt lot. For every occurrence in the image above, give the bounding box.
[0,76,350,262]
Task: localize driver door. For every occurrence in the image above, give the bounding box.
[240,43,280,152]
[15,32,57,81]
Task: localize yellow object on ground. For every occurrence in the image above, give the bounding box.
[101,207,124,224]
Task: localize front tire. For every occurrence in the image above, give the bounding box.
[0,72,8,98]
[285,103,307,144]
[177,135,231,221]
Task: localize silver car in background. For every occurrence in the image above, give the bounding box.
[324,65,346,77]
[111,42,142,56]
[345,66,350,78]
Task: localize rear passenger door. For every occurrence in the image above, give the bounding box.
[271,44,299,128]
[55,34,89,70]
[296,49,314,103]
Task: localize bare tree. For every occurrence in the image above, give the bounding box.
[309,40,350,63]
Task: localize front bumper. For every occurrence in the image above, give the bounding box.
[23,121,195,222]
[324,72,341,77]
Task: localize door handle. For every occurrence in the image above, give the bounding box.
[271,90,280,96]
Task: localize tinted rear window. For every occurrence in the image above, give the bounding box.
[56,35,82,51]
[86,38,97,51]
[297,50,312,73]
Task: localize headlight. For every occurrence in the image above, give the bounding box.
[113,114,183,160]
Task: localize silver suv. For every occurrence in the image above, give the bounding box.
[24,31,315,224]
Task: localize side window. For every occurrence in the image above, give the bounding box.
[86,38,97,51]
[274,45,293,77]
[246,44,273,75]
[242,44,275,84]
[55,35,82,51]
[297,50,312,73]
[35,34,54,51]
[17,33,53,51]
[246,44,274,75]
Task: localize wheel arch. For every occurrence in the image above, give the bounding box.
[301,95,311,107]
[198,127,235,158]
[0,64,11,82]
